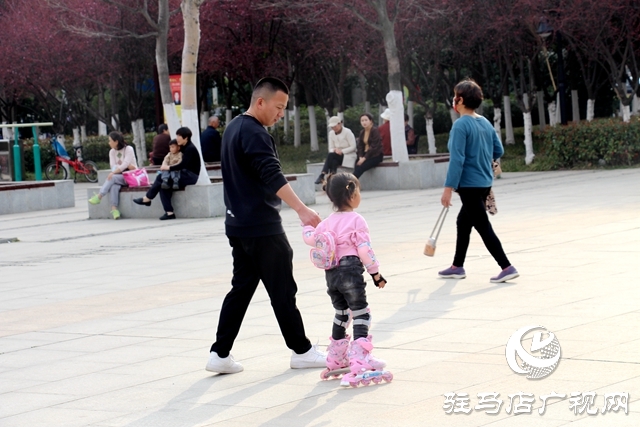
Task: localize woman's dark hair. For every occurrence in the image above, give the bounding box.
[454,79,483,110]
[360,112,374,123]
[157,124,168,134]
[175,127,192,142]
[325,172,360,211]
[109,131,126,150]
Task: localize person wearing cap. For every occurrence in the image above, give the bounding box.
[314,116,357,185]
[379,108,392,156]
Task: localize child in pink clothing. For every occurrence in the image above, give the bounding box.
[302,172,388,385]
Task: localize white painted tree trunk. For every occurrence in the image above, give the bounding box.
[137,119,146,164]
[226,109,232,126]
[337,111,344,121]
[293,105,301,148]
[181,0,210,186]
[493,107,502,142]
[503,95,515,145]
[586,99,595,122]
[98,121,107,136]
[111,115,119,131]
[131,120,145,165]
[449,108,459,125]
[425,118,436,154]
[80,125,87,143]
[308,105,319,152]
[387,90,408,162]
[633,94,639,116]
[555,93,561,124]
[98,90,108,135]
[536,90,546,131]
[364,101,370,114]
[407,100,414,128]
[200,111,209,132]
[571,90,580,122]
[1,122,11,140]
[548,101,558,127]
[622,104,631,122]
[73,128,80,146]
[523,112,535,165]
[378,104,385,126]
[284,109,289,135]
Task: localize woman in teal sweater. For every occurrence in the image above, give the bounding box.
[439,80,519,283]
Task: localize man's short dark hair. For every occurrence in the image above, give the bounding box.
[251,77,289,104]
[158,123,168,134]
[175,126,192,142]
[454,79,483,110]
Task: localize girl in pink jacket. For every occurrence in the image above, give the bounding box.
[303,173,392,387]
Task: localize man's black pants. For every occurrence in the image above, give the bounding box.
[210,233,312,357]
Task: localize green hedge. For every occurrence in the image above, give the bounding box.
[540,118,640,168]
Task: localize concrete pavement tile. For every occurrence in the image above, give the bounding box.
[0,391,79,418]
[0,407,127,427]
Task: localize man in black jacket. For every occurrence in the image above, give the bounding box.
[200,116,222,162]
[133,127,201,220]
[206,77,326,374]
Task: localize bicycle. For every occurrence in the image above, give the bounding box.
[44,135,99,183]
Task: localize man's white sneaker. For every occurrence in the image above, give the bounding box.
[205,352,244,374]
[290,344,327,369]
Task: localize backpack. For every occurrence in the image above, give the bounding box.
[309,230,338,270]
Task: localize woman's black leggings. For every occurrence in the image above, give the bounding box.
[321,152,344,174]
[353,154,383,178]
[453,187,511,269]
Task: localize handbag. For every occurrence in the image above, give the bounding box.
[122,168,150,187]
[424,207,449,257]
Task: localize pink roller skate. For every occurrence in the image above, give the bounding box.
[320,335,351,380]
[340,335,393,387]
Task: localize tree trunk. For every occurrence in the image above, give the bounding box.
[73,128,80,146]
[284,108,289,136]
[586,99,595,122]
[622,104,631,123]
[633,94,639,116]
[523,112,534,165]
[156,0,180,137]
[407,101,414,128]
[200,110,209,132]
[364,101,370,114]
[137,119,147,164]
[226,109,232,125]
[293,105,301,148]
[80,125,87,143]
[387,91,408,162]
[571,90,580,123]
[308,105,318,152]
[426,117,436,154]
[98,90,108,136]
[131,119,144,165]
[548,101,558,127]
[493,107,502,142]
[503,95,514,145]
[181,0,210,185]
[536,91,546,131]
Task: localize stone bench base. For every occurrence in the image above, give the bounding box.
[306,154,449,191]
[87,173,316,219]
[0,180,75,215]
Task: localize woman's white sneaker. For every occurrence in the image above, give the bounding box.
[290,344,327,369]
[205,352,244,374]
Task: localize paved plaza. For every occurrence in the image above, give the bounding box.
[0,168,639,427]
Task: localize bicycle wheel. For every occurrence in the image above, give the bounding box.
[81,161,99,183]
[45,162,68,180]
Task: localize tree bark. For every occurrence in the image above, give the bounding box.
[548,101,558,127]
[308,105,318,152]
[180,0,210,185]
[503,95,514,145]
[493,107,502,142]
[571,90,580,123]
[425,117,436,154]
[523,112,534,165]
[536,90,546,131]
[157,0,180,137]
[586,99,595,122]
